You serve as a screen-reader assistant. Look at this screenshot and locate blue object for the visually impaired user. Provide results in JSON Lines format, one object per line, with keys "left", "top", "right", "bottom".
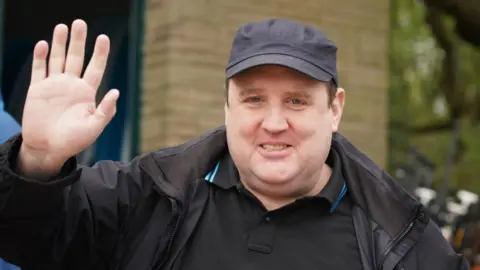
{"left": 0, "top": 89, "right": 21, "bottom": 269}
{"left": 0, "top": 260, "right": 19, "bottom": 270}
{"left": 0, "top": 89, "right": 21, "bottom": 143}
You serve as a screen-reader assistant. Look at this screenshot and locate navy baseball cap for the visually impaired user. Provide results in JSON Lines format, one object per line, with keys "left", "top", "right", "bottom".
{"left": 226, "top": 18, "right": 339, "bottom": 86}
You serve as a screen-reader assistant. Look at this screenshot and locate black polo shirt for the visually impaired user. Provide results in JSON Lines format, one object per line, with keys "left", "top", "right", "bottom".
{"left": 174, "top": 148, "right": 362, "bottom": 270}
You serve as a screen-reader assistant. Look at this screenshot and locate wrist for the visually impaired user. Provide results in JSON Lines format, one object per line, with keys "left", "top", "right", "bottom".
{"left": 17, "top": 144, "right": 67, "bottom": 179}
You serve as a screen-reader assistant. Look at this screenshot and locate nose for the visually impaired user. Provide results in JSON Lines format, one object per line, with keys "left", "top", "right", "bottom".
{"left": 261, "top": 107, "right": 288, "bottom": 133}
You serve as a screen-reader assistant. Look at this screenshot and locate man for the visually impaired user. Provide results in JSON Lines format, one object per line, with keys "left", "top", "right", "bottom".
{"left": 0, "top": 18, "right": 470, "bottom": 270}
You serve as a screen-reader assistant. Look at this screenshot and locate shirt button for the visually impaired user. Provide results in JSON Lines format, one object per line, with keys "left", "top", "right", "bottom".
{"left": 264, "top": 216, "right": 271, "bottom": 222}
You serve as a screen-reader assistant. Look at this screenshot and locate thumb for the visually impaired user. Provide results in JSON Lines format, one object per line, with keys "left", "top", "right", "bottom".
{"left": 90, "top": 89, "right": 120, "bottom": 130}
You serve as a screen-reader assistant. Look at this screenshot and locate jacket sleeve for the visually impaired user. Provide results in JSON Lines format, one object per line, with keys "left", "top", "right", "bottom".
{"left": 409, "top": 219, "right": 471, "bottom": 270}
{"left": 0, "top": 135, "right": 156, "bottom": 269}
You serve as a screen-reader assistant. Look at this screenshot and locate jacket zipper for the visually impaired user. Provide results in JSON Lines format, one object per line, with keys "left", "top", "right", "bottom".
{"left": 155, "top": 200, "right": 183, "bottom": 270}
{"left": 166, "top": 210, "right": 183, "bottom": 254}
{"left": 376, "top": 214, "right": 417, "bottom": 270}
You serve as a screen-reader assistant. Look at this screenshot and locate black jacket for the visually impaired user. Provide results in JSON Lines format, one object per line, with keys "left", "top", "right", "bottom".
{"left": 0, "top": 126, "right": 470, "bottom": 270}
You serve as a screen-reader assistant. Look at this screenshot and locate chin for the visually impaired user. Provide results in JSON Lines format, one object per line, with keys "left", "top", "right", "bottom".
{"left": 251, "top": 163, "right": 298, "bottom": 185}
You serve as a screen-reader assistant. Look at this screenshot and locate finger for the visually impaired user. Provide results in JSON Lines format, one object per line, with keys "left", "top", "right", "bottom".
{"left": 90, "top": 89, "right": 119, "bottom": 129}
{"left": 64, "top": 19, "right": 88, "bottom": 76}
{"left": 83, "top": 35, "right": 110, "bottom": 90}
{"left": 30, "top": 41, "right": 49, "bottom": 84}
{"left": 48, "top": 24, "right": 69, "bottom": 75}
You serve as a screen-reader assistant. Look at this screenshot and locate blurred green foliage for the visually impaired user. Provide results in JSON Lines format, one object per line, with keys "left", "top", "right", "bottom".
{"left": 388, "top": 0, "right": 480, "bottom": 192}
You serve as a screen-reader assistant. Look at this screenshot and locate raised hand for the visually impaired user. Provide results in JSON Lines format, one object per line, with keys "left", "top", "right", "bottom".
{"left": 18, "top": 19, "right": 119, "bottom": 175}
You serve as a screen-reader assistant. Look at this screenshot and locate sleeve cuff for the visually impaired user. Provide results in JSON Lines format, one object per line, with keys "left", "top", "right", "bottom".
{"left": 0, "top": 134, "right": 81, "bottom": 188}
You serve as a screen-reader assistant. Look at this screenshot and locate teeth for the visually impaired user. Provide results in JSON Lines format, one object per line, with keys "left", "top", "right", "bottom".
{"left": 262, "top": 144, "right": 288, "bottom": 150}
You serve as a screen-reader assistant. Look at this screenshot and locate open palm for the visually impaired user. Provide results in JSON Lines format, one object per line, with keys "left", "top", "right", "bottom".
{"left": 22, "top": 20, "right": 119, "bottom": 164}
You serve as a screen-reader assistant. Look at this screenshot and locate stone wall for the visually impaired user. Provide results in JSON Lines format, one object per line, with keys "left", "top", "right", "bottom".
{"left": 141, "top": 0, "right": 389, "bottom": 166}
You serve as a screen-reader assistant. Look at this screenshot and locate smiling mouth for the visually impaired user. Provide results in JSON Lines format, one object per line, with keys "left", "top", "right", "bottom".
{"left": 260, "top": 144, "right": 291, "bottom": 151}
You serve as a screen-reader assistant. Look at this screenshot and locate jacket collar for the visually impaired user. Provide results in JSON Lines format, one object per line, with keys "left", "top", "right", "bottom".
{"left": 148, "top": 126, "right": 421, "bottom": 237}
{"left": 331, "top": 132, "right": 421, "bottom": 236}
{"left": 145, "top": 127, "right": 228, "bottom": 201}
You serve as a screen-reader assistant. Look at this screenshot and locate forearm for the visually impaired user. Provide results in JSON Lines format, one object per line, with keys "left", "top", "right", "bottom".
{"left": 0, "top": 135, "right": 84, "bottom": 267}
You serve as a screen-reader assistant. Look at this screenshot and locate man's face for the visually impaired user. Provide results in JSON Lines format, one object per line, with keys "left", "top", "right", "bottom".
{"left": 225, "top": 65, "right": 345, "bottom": 198}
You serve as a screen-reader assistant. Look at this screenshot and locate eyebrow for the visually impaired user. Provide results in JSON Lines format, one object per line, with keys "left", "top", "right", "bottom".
{"left": 238, "top": 87, "right": 263, "bottom": 98}
{"left": 284, "top": 91, "right": 313, "bottom": 99}
{"left": 237, "top": 86, "right": 314, "bottom": 99}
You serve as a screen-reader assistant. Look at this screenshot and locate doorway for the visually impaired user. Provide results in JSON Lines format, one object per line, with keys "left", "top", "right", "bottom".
{"left": 0, "top": 0, "right": 144, "bottom": 164}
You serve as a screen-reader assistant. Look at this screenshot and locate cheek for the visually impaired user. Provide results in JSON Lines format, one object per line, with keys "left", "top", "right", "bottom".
{"left": 290, "top": 113, "right": 333, "bottom": 148}
{"left": 229, "top": 110, "right": 263, "bottom": 139}
{"left": 289, "top": 114, "right": 327, "bottom": 136}
{"left": 227, "top": 110, "right": 262, "bottom": 166}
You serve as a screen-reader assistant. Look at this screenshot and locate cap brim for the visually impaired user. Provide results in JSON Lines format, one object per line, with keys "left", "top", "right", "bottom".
{"left": 226, "top": 54, "right": 333, "bottom": 82}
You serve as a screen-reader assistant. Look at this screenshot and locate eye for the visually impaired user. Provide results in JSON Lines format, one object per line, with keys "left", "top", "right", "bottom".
{"left": 245, "top": 96, "right": 263, "bottom": 103}
{"left": 290, "top": 99, "right": 303, "bottom": 105}
{"left": 287, "top": 98, "right": 306, "bottom": 105}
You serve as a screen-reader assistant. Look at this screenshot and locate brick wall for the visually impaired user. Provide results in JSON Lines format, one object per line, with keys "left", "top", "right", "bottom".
{"left": 141, "top": 0, "right": 389, "bottom": 166}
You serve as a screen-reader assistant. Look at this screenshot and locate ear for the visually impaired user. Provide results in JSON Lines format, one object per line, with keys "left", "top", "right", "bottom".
{"left": 331, "top": 88, "right": 345, "bottom": 132}
{"left": 224, "top": 102, "right": 229, "bottom": 125}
